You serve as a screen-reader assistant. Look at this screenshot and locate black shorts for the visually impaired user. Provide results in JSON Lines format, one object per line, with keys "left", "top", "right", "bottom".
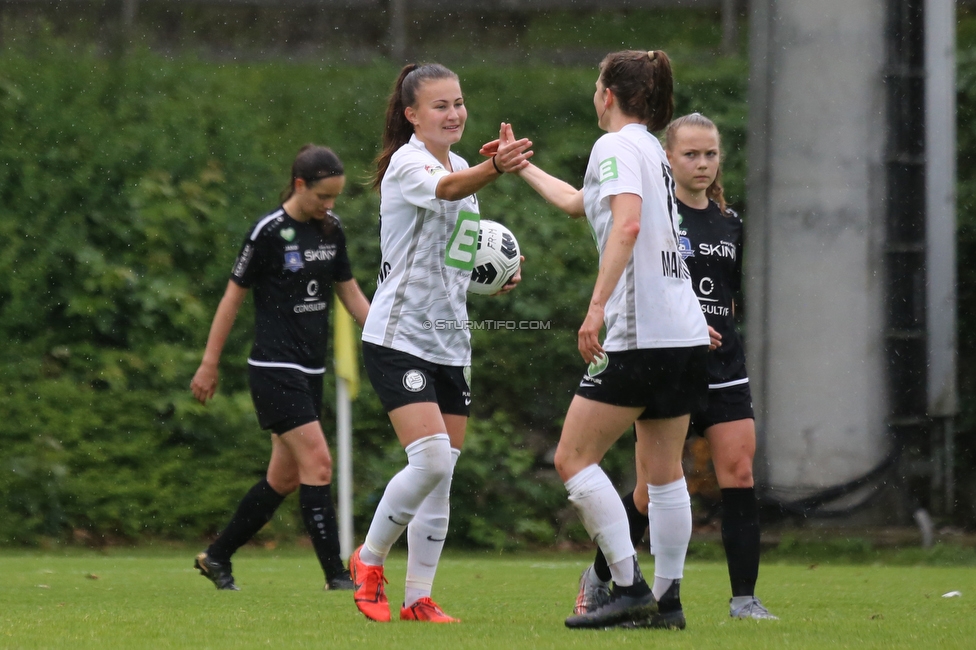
{"left": 362, "top": 342, "right": 471, "bottom": 416}
{"left": 576, "top": 346, "right": 708, "bottom": 420}
{"left": 689, "top": 380, "right": 755, "bottom": 435}
{"left": 248, "top": 365, "right": 323, "bottom": 435}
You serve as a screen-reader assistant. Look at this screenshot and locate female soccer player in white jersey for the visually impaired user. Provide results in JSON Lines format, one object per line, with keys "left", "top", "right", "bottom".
{"left": 350, "top": 63, "right": 532, "bottom": 623}
{"left": 190, "top": 145, "right": 370, "bottom": 592}
{"left": 511, "top": 50, "right": 710, "bottom": 630}
{"left": 577, "top": 113, "right": 777, "bottom": 621}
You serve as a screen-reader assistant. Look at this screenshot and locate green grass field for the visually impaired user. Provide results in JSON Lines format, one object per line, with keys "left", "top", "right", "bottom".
{"left": 1, "top": 548, "right": 974, "bottom": 649}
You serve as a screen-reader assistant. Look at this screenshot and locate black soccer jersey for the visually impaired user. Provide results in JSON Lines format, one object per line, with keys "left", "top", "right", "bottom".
{"left": 676, "top": 199, "right": 747, "bottom": 387}
{"left": 231, "top": 207, "right": 353, "bottom": 373}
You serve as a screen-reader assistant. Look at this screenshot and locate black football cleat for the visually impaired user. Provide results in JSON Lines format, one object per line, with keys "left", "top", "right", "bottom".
{"left": 325, "top": 569, "right": 354, "bottom": 591}
{"left": 194, "top": 551, "right": 240, "bottom": 591}
{"left": 620, "top": 579, "right": 686, "bottom": 630}
{"left": 565, "top": 586, "right": 657, "bottom": 629}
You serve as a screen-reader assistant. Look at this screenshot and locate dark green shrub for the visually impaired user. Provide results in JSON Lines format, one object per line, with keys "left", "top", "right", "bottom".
{"left": 0, "top": 38, "right": 750, "bottom": 547}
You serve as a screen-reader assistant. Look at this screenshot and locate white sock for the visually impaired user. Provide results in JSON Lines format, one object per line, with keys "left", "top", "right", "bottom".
{"left": 647, "top": 477, "right": 691, "bottom": 600}
{"left": 404, "top": 447, "right": 460, "bottom": 607}
{"left": 362, "top": 434, "right": 453, "bottom": 563}
{"left": 565, "top": 464, "right": 636, "bottom": 586}
{"left": 608, "top": 556, "right": 635, "bottom": 586}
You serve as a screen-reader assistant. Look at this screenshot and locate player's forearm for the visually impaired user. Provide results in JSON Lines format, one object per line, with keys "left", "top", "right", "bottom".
{"left": 336, "top": 279, "right": 370, "bottom": 328}
{"left": 590, "top": 196, "right": 641, "bottom": 307}
{"left": 517, "top": 163, "right": 584, "bottom": 218}
{"left": 435, "top": 160, "right": 499, "bottom": 201}
{"left": 201, "top": 281, "right": 247, "bottom": 366}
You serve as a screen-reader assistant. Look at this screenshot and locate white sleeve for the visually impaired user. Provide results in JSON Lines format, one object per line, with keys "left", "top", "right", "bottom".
{"left": 392, "top": 148, "right": 451, "bottom": 211}
{"left": 592, "top": 134, "right": 643, "bottom": 203}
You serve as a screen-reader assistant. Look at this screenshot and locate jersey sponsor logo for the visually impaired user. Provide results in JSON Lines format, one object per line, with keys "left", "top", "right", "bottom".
{"left": 304, "top": 245, "right": 337, "bottom": 262}
{"left": 698, "top": 278, "right": 729, "bottom": 314}
{"left": 701, "top": 303, "right": 731, "bottom": 317}
{"left": 402, "top": 369, "right": 427, "bottom": 392}
{"left": 284, "top": 251, "right": 304, "bottom": 272}
{"left": 294, "top": 301, "right": 327, "bottom": 313}
{"left": 698, "top": 241, "right": 736, "bottom": 259}
{"left": 598, "top": 157, "right": 618, "bottom": 184}
{"left": 378, "top": 260, "right": 392, "bottom": 283}
{"left": 445, "top": 211, "right": 480, "bottom": 271}
{"left": 424, "top": 164, "right": 447, "bottom": 177}
{"left": 698, "top": 277, "right": 715, "bottom": 297}
{"left": 280, "top": 227, "right": 296, "bottom": 242}
{"left": 233, "top": 243, "right": 254, "bottom": 277}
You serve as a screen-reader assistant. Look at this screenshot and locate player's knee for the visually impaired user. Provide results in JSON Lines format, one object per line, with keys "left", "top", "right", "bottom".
{"left": 731, "top": 465, "right": 754, "bottom": 487}
{"left": 553, "top": 444, "right": 582, "bottom": 483}
{"left": 268, "top": 473, "right": 300, "bottom": 495}
{"left": 417, "top": 449, "right": 452, "bottom": 490}
{"left": 406, "top": 435, "right": 453, "bottom": 491}
{"left": 297, "top": 451, "right": 333, "bottom": 485}
{"left": 718, "top": 457, "right": 754, "bottom": 488}
{"left": 314, "top": 459, "right": 334, "bottom": 484}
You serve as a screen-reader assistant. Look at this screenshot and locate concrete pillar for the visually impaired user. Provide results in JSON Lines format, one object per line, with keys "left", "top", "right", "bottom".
{"left": 746, "top": 0, "right": 891, "bottom": 504}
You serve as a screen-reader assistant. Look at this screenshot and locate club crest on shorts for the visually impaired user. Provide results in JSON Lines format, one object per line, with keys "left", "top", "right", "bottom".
{"left": 402, "top": 369, "right": 427, "bottom": 392}
{"left": 463, "top": 366, "right": 471, "bottom": 390}
{"left": 587, "top": 353, "right": 609, "bottom": 377}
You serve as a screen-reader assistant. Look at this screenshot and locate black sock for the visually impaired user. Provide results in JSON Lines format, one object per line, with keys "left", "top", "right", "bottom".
{"left": 299, "top": 483, "right": 345, "bottom": 581}
{"left": 593, "top": 490, "right": 649, "bottom": 583}
{"left": 721, "top": 487, "right": 760, "bottom": 597}
{"left": 208, "top": 478, "right": 285, "bottom": 563}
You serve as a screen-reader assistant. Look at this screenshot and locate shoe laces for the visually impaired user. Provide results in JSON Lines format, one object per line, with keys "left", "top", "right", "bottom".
{"left": 407, "top": 597, "right": 455, "bottom": 621}
{"left": 360, "top": 563, "right": 388, "bottom": 594}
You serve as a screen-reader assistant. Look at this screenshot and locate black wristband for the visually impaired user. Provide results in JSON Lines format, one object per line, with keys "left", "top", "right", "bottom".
{"left": 491, "top": 155, "right": 504, "bottom": 174}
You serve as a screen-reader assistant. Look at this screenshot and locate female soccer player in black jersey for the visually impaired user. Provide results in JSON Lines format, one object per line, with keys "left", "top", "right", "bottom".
{"left": 578, "top": 113, "right": 777, "bottom": 620}
{"left": 190, "top": 144, "right": 370, "bottom": 592}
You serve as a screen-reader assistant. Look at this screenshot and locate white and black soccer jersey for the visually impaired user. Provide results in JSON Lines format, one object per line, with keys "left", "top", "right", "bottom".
{"left": 231, "top": 207, "right": 353, "bottom": 374}
{"left": 362, "top": 135, "right": 479, "bottom": 366}
{"left": 582, "top": 123, "right": 709, "bottom": 352}
{"left": 676, "top": 198, "right": 748, "bottom": 388}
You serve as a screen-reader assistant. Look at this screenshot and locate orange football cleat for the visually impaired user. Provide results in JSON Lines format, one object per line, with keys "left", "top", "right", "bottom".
{"left": 350, "top": 546, "right": 390, "bottom": 622}
{"left": 400, "top": 597, "right": 460, "bottom": 623}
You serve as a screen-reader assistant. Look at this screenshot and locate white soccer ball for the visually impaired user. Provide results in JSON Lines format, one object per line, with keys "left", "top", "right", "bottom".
{"left": 468, "top": 219, "right": 520, "bottom": 295}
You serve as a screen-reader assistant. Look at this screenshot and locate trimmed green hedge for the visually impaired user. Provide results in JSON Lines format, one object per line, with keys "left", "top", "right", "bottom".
{"left": 15, "top": 31, "right": 938, "bottom": 547}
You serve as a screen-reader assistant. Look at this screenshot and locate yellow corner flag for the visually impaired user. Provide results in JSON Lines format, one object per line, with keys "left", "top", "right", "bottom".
{"left": 333, "top": 296, "right": 360, "bottom": 400}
